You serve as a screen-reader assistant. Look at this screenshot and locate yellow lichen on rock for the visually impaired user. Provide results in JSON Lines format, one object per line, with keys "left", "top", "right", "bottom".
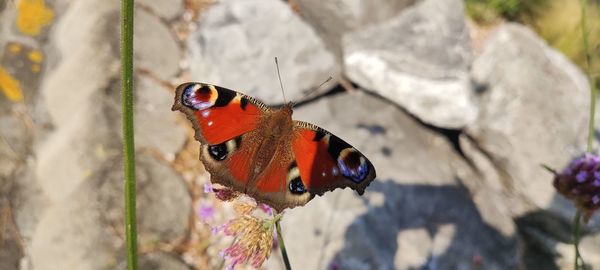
{"left": 16, "top": 0, "right": 55, "bottom": 36}
{"left": 8, "top": 43, "right": 22, "bottom": 54}
{"left": 0, "top": 66, "right": 24, "bottom": 102}
{"left": 28, "top": 50, "right": 44, "bottom": 63}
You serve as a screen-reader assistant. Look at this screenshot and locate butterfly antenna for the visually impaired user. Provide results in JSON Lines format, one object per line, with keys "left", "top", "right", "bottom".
{"left": 304, "top": 76, "right": 333, "bottom": 99}
{"left": 274, "top": 57, "right": 287, "bottom": 104}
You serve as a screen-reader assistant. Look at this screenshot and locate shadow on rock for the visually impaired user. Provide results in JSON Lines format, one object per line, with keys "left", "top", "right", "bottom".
{"left": 330, "top": 180, "right": 518, "bottom": 270}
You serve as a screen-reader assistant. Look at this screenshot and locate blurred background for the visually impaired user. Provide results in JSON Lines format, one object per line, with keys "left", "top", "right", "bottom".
{"left": 1, "top": 0, "right": 599, "bottom": 269}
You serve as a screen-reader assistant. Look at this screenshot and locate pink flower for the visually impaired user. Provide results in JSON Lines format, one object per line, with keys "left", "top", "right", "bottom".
{"left": 218, "top": 202, "right": 279, "bottom": 269}
{"left": 258, "top": 203, "right": 273, "bottom": 216}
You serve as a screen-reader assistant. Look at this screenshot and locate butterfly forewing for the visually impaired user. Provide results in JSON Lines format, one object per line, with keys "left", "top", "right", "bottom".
{"left": 172, "top": 82, "right": 269, "bottom": 145}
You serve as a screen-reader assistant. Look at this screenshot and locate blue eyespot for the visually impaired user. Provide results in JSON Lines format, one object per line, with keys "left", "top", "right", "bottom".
{"left": 338, "top": 156, "right": 369, "bottom": 183}
{"left": 182, "top": 84, "right": 214, "bottom": 110}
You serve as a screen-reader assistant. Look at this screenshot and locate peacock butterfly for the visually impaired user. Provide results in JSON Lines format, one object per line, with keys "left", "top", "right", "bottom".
{"left": 172, "top": 82, "right": 376, "bottom": 211}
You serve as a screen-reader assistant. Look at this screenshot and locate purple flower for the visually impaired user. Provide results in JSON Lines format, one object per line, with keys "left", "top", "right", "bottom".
{"left": 197, "top": 203, "right": 214, "bottom": 221}
{"left": 554, "top": 154, "right": 600, "bottom": 221}
{"left": 204, "top": 182, "right": 213, "bottom": 193}
{"left": 576, "top": 171, "right": 588, "bottom": 183}
{"left": 272, "top": 230, "right": 278, "bottom": 250}
{"left": 328, "top": 259, "right": 341, "bottom": 270}
{"left": 210, "top": 225, "right": 222, "bottom": 235}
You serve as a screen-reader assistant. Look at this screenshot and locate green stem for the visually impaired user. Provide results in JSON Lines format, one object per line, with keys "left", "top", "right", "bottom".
{"left": 275, "top": 219, "right": 292, "bottom": 270}
{"left": 581, "top": 0, "right": 596, "bottom": 153}
{"left": 121, "top": 0, "right": 137, "bottom": 269}
{"left": 573, "top": 211, "right": 584, "bottom": 269}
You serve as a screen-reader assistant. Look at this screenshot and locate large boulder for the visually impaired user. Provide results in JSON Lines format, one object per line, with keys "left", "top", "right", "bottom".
{"left": 187, "top": 0, "right": 339, "bottom": 105}
{"left": 293, "top": 0, "right": 416, "bottom": 58}
{"left": 343, "top": 0, "right": 477, "bottom": 129}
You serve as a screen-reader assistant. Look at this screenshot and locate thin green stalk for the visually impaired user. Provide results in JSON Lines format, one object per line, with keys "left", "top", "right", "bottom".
{"left": 573, "top": 211, "right": 584, "bottom": 269}
{"left": 275, "top": 219, "right": 292, "bottom": 270}
{"left": 121, "top": 0, "right": 137, "bottom": 269}
{"left": 582, "top": 0, "right": 596, "bottom": 153}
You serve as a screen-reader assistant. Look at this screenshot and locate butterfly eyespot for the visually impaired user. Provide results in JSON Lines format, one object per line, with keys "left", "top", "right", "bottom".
{"left": 337, "top": 148, "right": 369, "bottom": 183}
{"left": 289, "top": 178, "right": 307, "bottom": 194}
{"left": 182, "top": 84, "right": 216, "bottom": 110}
{"left": 208, "top": 143, "right": 228, "bottom": 161}
{"left": 207, "top": 138, "right": 241, "bottom": 161}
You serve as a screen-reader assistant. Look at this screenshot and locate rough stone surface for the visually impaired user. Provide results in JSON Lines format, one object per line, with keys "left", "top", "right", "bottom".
{"left": 187, "top": 0, "right": 339, "bottom": 105}
{"left": 10, "top": 168, "right": 50, "bottom": 244}
{"left": 36, "top": 90, "right": 120, "bottom": 203}
{"left": 0, "top": 223, "right": 23, "bottom": 270}
{"left": 1, "top": 42, "right": 46, "bottom": 104}
{"left": 114, "top": 252, "right": 191, "bottom": 270}
{"left": 42, "top": 0, "right": 120, "bottom": 127}
{"left": 97, "top": 153, "right": 191, "bottom": 245}
{"left": 343, "top": 0, "right": 476, "bottom": 129}
{"left": 137, "top": 0, "right": 184, "bottom": 20}
{"left": 0, "top": 110, "right": 30, "bottom": 178}
{"left": 267, "top": 92, "right": 517, "bottom": 270}
{"left": 294, "top": 0, "right": 416, "bottom": 58}
{"left": 134, "top": 8, "right": 181, "bottom": 80}
{"left": 135, "top": 75, "right": 186, "bottom": 155}
{"left": 467, "top": 23, "right": 589, "bottom": 216}
{"left": 31, "top": 153, "right": 191, "bottom": 270}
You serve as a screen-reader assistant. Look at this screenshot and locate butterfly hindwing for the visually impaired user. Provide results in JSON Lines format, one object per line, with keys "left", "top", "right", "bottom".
{"left": 199, "top": 131, "right": 313, "bottom": 211}
{"left": 172, "top": 82, "right": 269, "bottom": 145}
{"left": 291, "top": 121, "right": 376, "bottom": 196}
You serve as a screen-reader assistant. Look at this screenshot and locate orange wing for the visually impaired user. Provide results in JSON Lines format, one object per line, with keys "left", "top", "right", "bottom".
{"left": 172, "top": 82, "right": 269, "bottom": 145}
{"left": 292, "top": 121, "right": 376, "bottom": 196}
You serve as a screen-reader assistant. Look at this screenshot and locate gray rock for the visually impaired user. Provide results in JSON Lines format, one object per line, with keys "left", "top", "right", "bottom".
{"left": 96, "top": 153, "right": 191, "bottom": 245}
{"left": 294, "top": 0, "right": 416, "bottom": 58}
{"left": 343, "top": 0, "right": 476, "bottom": 129}
{"left": 10, "top": 168, "right": 50, "bottom": 245}
{"left": 0, "top": 42, "right": 45, "bottom": 105}
{"left": 30, "top": 178, "right": 121, "bottom": 270}
{"left": 134, "top": 8, "right": 181, "bottom": 80}
{"left": 467, "top": 23, "right": 589, "bottom": 216}
{"left": 0, "top": 217, "right": 23, "bottom": 270}
{"left": 42, "top": 0, "right": 120, "bottom": 127}
{"left": 0, "top": 110, "right": 30, "bottom": 178}
{"left": 31, "top": 153, "right": 191, "bottom": 270}
{"left": 113, "top": 252, "right": 191, "bottom": 270}
{"left": 187, "top": 0, "right": 339, "bottom": 105}
{"left": 135, "top": 75, "right": 186, "bottom": 155}
{"left": 36, "top": 90, "right": 120, "bottom": 203}
{"left": 137, "top": 0, "right": 183, "bottom": 20}
{"left": 267, "top": 91, "right": 517, "bottom": 270}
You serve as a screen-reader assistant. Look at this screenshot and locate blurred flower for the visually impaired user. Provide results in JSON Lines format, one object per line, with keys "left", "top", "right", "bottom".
{"left": 218, "top": 201, "right": 280, "bottom": 269}
{"left": 197, "top": 203, "right": 214, "bottom": 221}
{"left": 204, "top": 182, "right": 213, "bottom": 193}
{"left": 203, "top": 181, "right": 239, "bottom": 201}
{"left": 258, "top": 203, "right": 273, "bottom": 216}
{"left": 328, "top": 259, "right": 340, "bottom": 270}
{"left": 553, "top": 154, "right": 600, "bottom": 221}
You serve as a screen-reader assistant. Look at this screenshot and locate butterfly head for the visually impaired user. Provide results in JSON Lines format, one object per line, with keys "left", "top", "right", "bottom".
{"left": 280, "top": 102, "right": 295, "bottom": 116}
